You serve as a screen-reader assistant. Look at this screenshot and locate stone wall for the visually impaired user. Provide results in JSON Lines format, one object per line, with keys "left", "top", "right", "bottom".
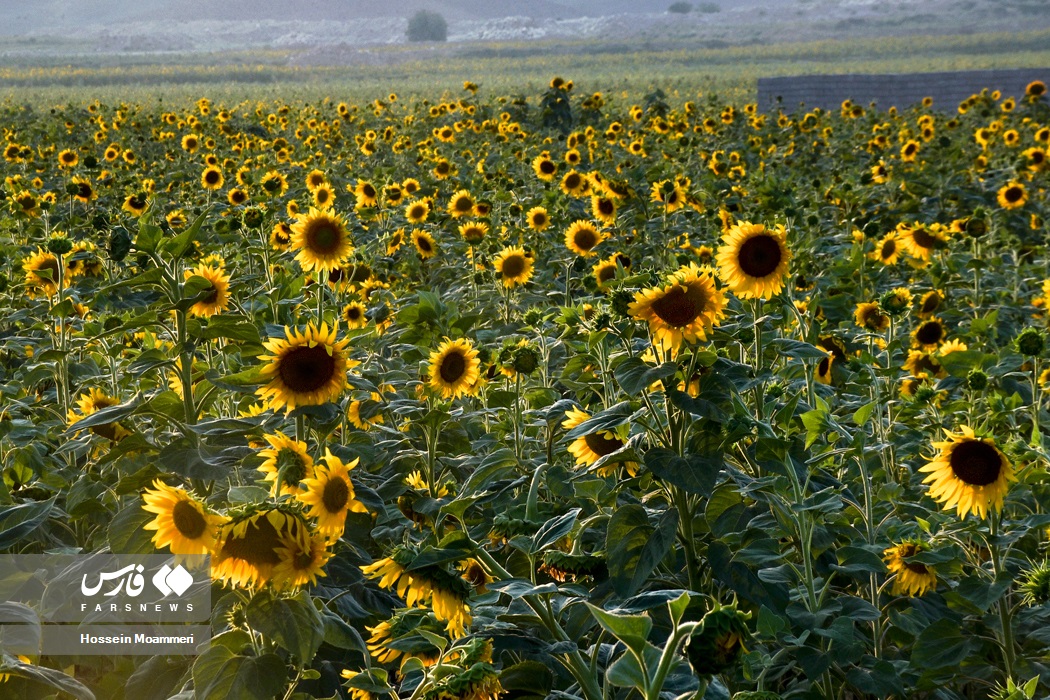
{"left": 757, "top": 68, "right": 1049, "bottom": 113}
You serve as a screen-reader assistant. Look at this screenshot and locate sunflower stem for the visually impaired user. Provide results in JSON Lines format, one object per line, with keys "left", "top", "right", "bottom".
{"left": 989, "top": 513, "right": 1017, "bottom": 681}
{"left": 752, "top": 299, "right": 765, "bottom": 421}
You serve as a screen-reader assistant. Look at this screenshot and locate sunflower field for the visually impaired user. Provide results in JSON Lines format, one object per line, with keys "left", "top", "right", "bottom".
{"left": 0, "top": 75, "right": 1049, "bottom": 700}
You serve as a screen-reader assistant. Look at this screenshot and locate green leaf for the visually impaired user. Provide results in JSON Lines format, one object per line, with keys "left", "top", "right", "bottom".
{"left": 191, "top": 647, "right": 287, "bottom": 700}
{"left": 605, "top": 641, "right": 662, "bottom": 691}
{"left": 911, "top": 619, "right": 972, "bottom": 669}
{"left": 66, "top": 395, "right": 141, "bottom": 432}
{"left": 499, "top": 661, "right": 553, "bottom": 699}
{"left": 563, "top": 401, "right": 633, "bottom": 440}
{"left": 175, "top": 274, "right": 217, "bottom": 312}
{"left": 668, "top": 591, "right": 691, "bottom": 627}
{"left": 614, "top": 358, "right": 678, "bottom": 396}
{"left": 125, "top": 655, "right": 192, "bottom": 700}
{"left": 800, "top": 407, "right": 828, "bottom": 448}
{"left": 768, "top": 338, "right": 831, "bottom": 360}
{"left": 322, "top": 611, "right": 368, "bottom": 654}
{"left": 644, "top": 448, "right": 721, "bottom": 496}
{"left": 107, "top": 503, "right": 158, "bottom": 554}
{"left": 245, "top": 590, "right": 325, "bottom": 663}
{"left": 531, "top": 508, "right": 581, "bottom": 553}
{"left": 161, "top": 209, "right": 208, "bottom": 258}
{"left": 134, "top": 221, "right": 164, "bottom": 254}
{"left": 0, "top": 497, "right": 56, "bottom": 549}
{"left": 834, "top": 545, "right": 887, "bottom": 575}
{"left": 852, "top": 402, "right": 876, "bottom": 426}
{"left": 0, "top": 654, "right": 96, "bottom": 700}
{"left": 201, "top": 316, "right": 263, "bottom": 344}
{"left": 586, "top": 602, "right": 653, "bottom": 655}
{"left": 606, "top": 505, "right": 678, "bottom": 598}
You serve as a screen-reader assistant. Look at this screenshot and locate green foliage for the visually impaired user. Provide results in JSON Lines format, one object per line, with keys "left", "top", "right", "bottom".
{"left": 406, "top": 10, "right": 448, "bottom": 43}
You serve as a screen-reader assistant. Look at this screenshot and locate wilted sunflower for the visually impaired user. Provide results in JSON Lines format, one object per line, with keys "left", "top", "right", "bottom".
{"left": 67, "top": 387, "right": 131, "bottom": 441}
{"left": 212, "top": 509, "right": 310, "bottom": 589}
{"left": 428, "top": 338, "right": 481, "bottom": 399}
{"left": 22, "top": 248, "right": 62, "bottom": 298}
{"left": 257, "top": 322, "right": 352, "bottom": 412}
{"left": 142, "top": 479, "right": 226, "bottom": 558}
{"left": 493, "top": 246, "right": 534, "bottom": 287}
{"left": 526, "top": 205, "right": 550, "bottom": 231}
{"left": 630, "top": 264, "right": 727, "bottom": 350}
{"left": 412, "top": 229, "right": 437, "bottom": 259}
{"left": 997, "top": 181, "right": 1027, "bottom": 210}
{"left": 256, "top": 431, "right": 315, "bottom": 497}
{"left": 184, "top": 263, "right": 230, "bottom": 318}
{"left": 297, "top": 450, "right": 368, "bottom": 539}
{"left": 716, "top": 222, "right": 791, "bottom": 300}
{"left": 200, "top": 166, "right": 224, "bottom": 191}
{"left": 918, "top": 425, "right": 1015, "bottom": 520}
{"left": 883, "top": 540, "right": 937, "bottom": 596}
{"left": 290, "top": 207, "right": 354, "bottom": 273}
{"left": 271, "top": 532, "right": 332, "bottom": 591}
{"left": 564, "top": 220, "right": 605, "bottom": 257}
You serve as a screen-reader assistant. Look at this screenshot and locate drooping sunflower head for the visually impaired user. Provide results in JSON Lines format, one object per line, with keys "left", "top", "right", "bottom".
{"left": 212, "top": 508, "right": 310, "bottom": 589}
{"left": 493, "top": 246, "right": 534, "bottom": 288}
{"left": 918, "top": 425, "right": 1016, "bottom": 520}
{"left": 142, "top": 479, "right": 227, "bottom": 559}
{"left": 428, "top": 338, "right": 481, "bottom": 400}
{"left": 716, "top": 221, "right": 791, "bottom": 300}
{"left": 564, "top": 220, "right": 605, "bottom": 257}
{"left": 629, "top": 264, "right": 727, "bottom": 351}
{"left": 290, "top": 207, "right": 354, "bottom": 273}
{"left": 256, "top": 431, "right": 315, "bottom": 497}
{"left": 883, "top": 539, "right": 937, "bottom": 597}
{"left": 257, "top": 322, "right": 352, "bottom": 413}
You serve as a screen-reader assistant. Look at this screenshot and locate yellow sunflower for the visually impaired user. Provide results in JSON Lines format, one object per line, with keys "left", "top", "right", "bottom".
{"left": 272, "top": 532, "right": 332, "bottom": 591}
{"left": 564, "top": 220, "right": 605, "bottom": 257}
{"left": 871, "top": 232, "right": 900, "bottom": 266}
{"left": 816, "top": 353, "right": 834, "bottom": 385}
{"left": 200, "top": 166, "right": 224, "bottom": 191}
{"left": 297, "top": 450, "right": 368, "bottom": 539}
{"left": 997, "top": 182, "right": 1027, "bottom": 210}
{"left": 532, "top": 153, "right": 557, "bottom": 181}
{"left": 428, "top": 338, "right": 481, "bottom": 399}
{"left": 883, "top": 540, "right": 937, "bottom": 596}
{"left": 918, "top": 290, "right": 944, "bottom": 317}
{"left": 897, "top": 223, "right": 944, "bottom": 262}
{"left": 918, "top": 425, "right": 1015, "bottom": 520}
{"left": 405, "top": 199, "right": 430, "bottom": 224}
{"left": 493, "top": 246, "right": 534, "bottom": 287}
{"left": 354, "top": 180, "right": 379, "bottom": 208}
{"left": 630, "top": 264, "right": 727, "bottom": 351}
{"left": 257, "top": 322, "right": 352, "bottom": 412}
{"left": 412, "top": 229, "right": 437, "bottom": 259}
{"left": 67, "top": 387, "right": 131, "bottom": 441}
{"left": 458, "top": 221, "right": 488, "bottom": 244}
{"left": 142, "top": 479, "right": 226, "bottom": 558}
{"left": 313, "top": 183, "right": 335, "bottom": 209}
{"left": 526, "top": 206, "right": 550, "bottom": 231}
{"left": 342, "top": 301, "right": 368, "bottom": 329}
{"left": 716, "top": 221, "right": 791, "bottom": 300}
{"left": 854, "top": 302, "right": 889, "bottom": 332}
{"left": 911, "top": 317, "right": 946, "bottom": 349}
{"left": 212, "top": 509, "right": 310, "bottom": 589}
{"left": 22, "top": 248, "right": 62, "bottom": 298}
{"left": 256, "top": 431, "right": 315, "bottom": 497}
{"left": 560, "top": 170, "right": 590, "bottom": 197}
{"left": 447, "top": 189, "right": 475, "bottom": 218}
{"left": 592, "top": 253, "right": 629, "bottom": 292}
{"left": 561, "top": 407, "right": 636, "bottom": 477}
{"left": 348, "top": 392, "right": 385, "bottom": 430}
{"left": 184, "top": 263, "right": 230, "bottom": 318}
{"left": 290, "top": 207, "right": 354, "bottom": 273}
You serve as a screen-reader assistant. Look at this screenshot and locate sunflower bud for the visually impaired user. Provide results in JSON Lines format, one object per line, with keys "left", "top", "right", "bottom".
{"left": 1016, "top": 328, "right": 1045, "bottom": 356}
{"left": 685, "top": 601, "right": 752, "bottom": 677}
{"left": 47, "top": 235, "right": 73, "bottom": 255}
{"left": 1019, "top": 560, "right": 1050, "bottom": 606}
{"left": 65, "top": 182, "right": 81, "bottom": 196}
{"left": 243, "top": 207, "right": 265, "bottom": 229}
{"left": 967, "top": 369, "right": 989, "bottom": 391}
{"left": 609, "top": 290, "right": 633, "bottom": 319}
{"left": 512, "top": 345, "right": 541, "bottom": 375}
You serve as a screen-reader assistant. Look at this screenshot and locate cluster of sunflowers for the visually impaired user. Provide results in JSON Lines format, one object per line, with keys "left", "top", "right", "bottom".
{"left": 1, "top": 76, "right": 1049, "bottom": 700}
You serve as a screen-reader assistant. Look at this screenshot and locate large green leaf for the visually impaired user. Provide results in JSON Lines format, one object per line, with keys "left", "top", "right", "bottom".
{"left": 191, "top": 646, "right": 287, "bottom": 700}
{"left": 606, "top": 505, "right": 678, "bottom": 598}
{"left": 644, "top": 448, "right": 721, "bottom": 496}
{"left": 245, "top": 590, "right": 325, "bottom": 663}
{"left": 0, "top": 497, "right": 56, "bottom": 549}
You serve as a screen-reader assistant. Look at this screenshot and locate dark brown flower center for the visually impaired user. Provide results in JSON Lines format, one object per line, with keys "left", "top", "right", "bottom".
{"left": 204, "top": 170, "right": 220, "bottom": 185}
{"left": 532, "top": 212, "right": 548, "bottom": 226}
{"left": 1004, "top": 186, "right": 1023, "bottom": 203}
{"left": 565, "top": 173, "right": 582, "bottom": 190}
{"left": 573, "top": 227, "right": 598, "bottom": 252}
{"left": 539, "top": 160, "right": 555, "bottom": 174}
{"left": 305, "top": 220, "right": 342, "bottom": 255}
{"left": 454, "top": 196, "right": 472, "bottom": 213}
{"left": 172, "top": 500, "right": 208, "bottom": 540}
{"left": 416, "top": 235, "right": 433, "bottom": 253}
{"left": 949, "top": 439, "right": 1002, "bottom": 486}
{"left": 220, "top": 515, "right": 284, "bottom": 567}
{"left": 77, "top": 183, "right": 93, "bottom": 199}
{"left": 439, "top": 350, "right": 467, "bottom": 383}
{"left": 597, "top": 198, "right": 615, "bottom": 216}
{"left": 921, "top": 293, "right": 942, "bottom": 314}
{"left": 584, "top": 431, "right": 623, "bottom": 456}
{"left": 409, "top": 204, "right": 426, "bottom": 219}
{"left": 818, "top": 356, "right": 831, "bottom": 377}
{"left": 880, "top": 239, "right": 896, "bottom": 259}
{"left": 651, "top": 283, "right": 707, "bottom": 327}
{"left": 597, "top": 264, "right": 616, "bottom": 284}
{"left": 737, "top": 234, "right": 783, "bottom": 278}
{"left": 278, "top": 343, "right": 337, "bottom": 393}
{"left": 346, "top": 306, "right": 363, "bottom": 321}
{"left": 292, "top": 549, "right": 316, "bottom": 570}
{"left": 915, "top": 321, "right": 944, "bottom": 346}
{"left": 322, "top": 476, "right": 350, "bottom": 513}
{"left": 910, "top": 227, "right": 938, "bottom": 249}
{"left": 500, "top": 254, "right": 526, "bottom": 279}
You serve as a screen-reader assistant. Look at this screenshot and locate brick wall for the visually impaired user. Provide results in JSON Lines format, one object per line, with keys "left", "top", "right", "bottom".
{"left": 757, "top": 68, "right": 1049, "bottom": 113}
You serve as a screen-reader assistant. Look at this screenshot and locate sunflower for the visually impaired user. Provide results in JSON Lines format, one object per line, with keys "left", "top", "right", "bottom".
{"left": 592, "top": 253, "right": 628, "bottom": 292}
{"left": 290, "top": 207, "right": 354, "bottom": 273}
{"left": 348, "top": 392, "right": 385, "bottom": 430}
{"left": 142, "top": 479, "right": 226, "bottom": 558}
{"left": 184, "top": 263, "right": 230, "bottom": 318}
{"left": 854, "top": 302, "right": 889, "bottom": 332}
{"left": 123, "top": 194, "right": 148, "bottom": 217}
{"left": 871, "top": 232, "right": 899, "bottom": 265}
{"left": 564, "top": 220, "right": 605, "bottom": 257}
{"left": 428, "top": 338, "right": 481, "bottom": 400}
{"left": 354, "top": 180, "right": 378, "bottom": 208}
{"left": 532, "top": 153, "right": 557, "bottom": 181}
{"left": 22, "top": 248, "right": 62, "bottom": 298}
{"left": 57, "top": 149, "right": 78, "bottom": 168}
{"left": 412, "top": 229, "right": 437, "bottom": 259}
{"left": 261, "top": 170, "right": 288, "bottom": 197}
{"left": 651, "top": 180, "right": 686, "bottom": 213}
{"left": 70, "top": 176, "right": 96, "bottom": 203}
{"left": 405, "top": 199, "right": 430, "bottom": 224}
{"left": 526, "top": 205, "right": 551, "bottom": 231}
{"left": 716, "top": 222, "right": 791, "bottom": 300}
{"left": 271, "top": 532, "right": 332, "bottom": 591}
{"left": 256, "top": 431, "right": 315, "bottom": 497}
{"left": 212, "top": 509, "right": 310, "bottom": 589}
{"left": 918, "top": 425, "right": 1015, "bottom": 520}
{"left": 270, "top": 222, "right": 293, "bottom": 250}
{"left": 900, "top": 140, "right": 920, "bottom": 162}
{"left": 816, "top": 353, "right": 834, "bottom": 385}
{"left": 201, "top": 166, "right": 224, "bottom": 190}
{"left": 561, "top": 407, "right": 636, "bottom": 477}
{"left": 630, "top": 264, "right": 726, "bottom": 350}
{"left": 918, "top": 290, "right": 944, "bottom": 317}
{"left": 493, "top": 246, "right": 534, "bottom": 287}
{"left": 997, "top": 182, "right": 1027, "bottom": 210}
{"left": 342, "top": 301, "right": 368, "bottom": 329}
{"left": 898, "top": 223, "right": 945, "bottom": 261}
{"left": 257, "top": 322, "right": 352, "bottom": 412}
{"left": 911, "top": 317, "right": 947, "bottom": 349}
{"left": 458, "top": 221, "right": 488, "bottom": 244}
{"left": 445, "top": 189, "right": 474, "bottom": 219}
{"left": 1026, "top": 80, "right": 1047, "bottom": 99}
{"left": 560, "top": 170, "right": 590, "bottom": 197}
{"left": 883, "top": 540, "right": 937, "bottom": 596}
{"left": 305, "top": 169, "right": 328, "bottom": 191}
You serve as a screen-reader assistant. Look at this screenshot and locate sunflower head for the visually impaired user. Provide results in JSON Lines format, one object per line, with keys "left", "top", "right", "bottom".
{"left": 142, "top": 479, "right": 227, "bottom": 559}
{"left": 212, "top": 508, "right": 310, "bottom": 589}
{"left": 493, "top": 246, "right": 534, "bottom": 288}
{"left": 564, "top": 220, "right": 605, "bottom": 257}
{"left": 918, "top": 426, "right": 1016, "bottom": 520}
{"left": 428, "top": 338, "right": 481, "bottom": 400}
{"left": 297, "top": 450, "right": 368, "bottom": 539}
{"left": 629, "top": 264, "right": 726, "bottom": 351}
{"left": 290, "top": 207, "right": 354, "bottom": 273}
{"left": 883, "top": 539, "right": 938, "bottom": 597}
{"left": 716, "top": 222, "right": 791, "bottom": 300}
{"left": 257, "top": 322, "right": 352, "bottom": 413}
